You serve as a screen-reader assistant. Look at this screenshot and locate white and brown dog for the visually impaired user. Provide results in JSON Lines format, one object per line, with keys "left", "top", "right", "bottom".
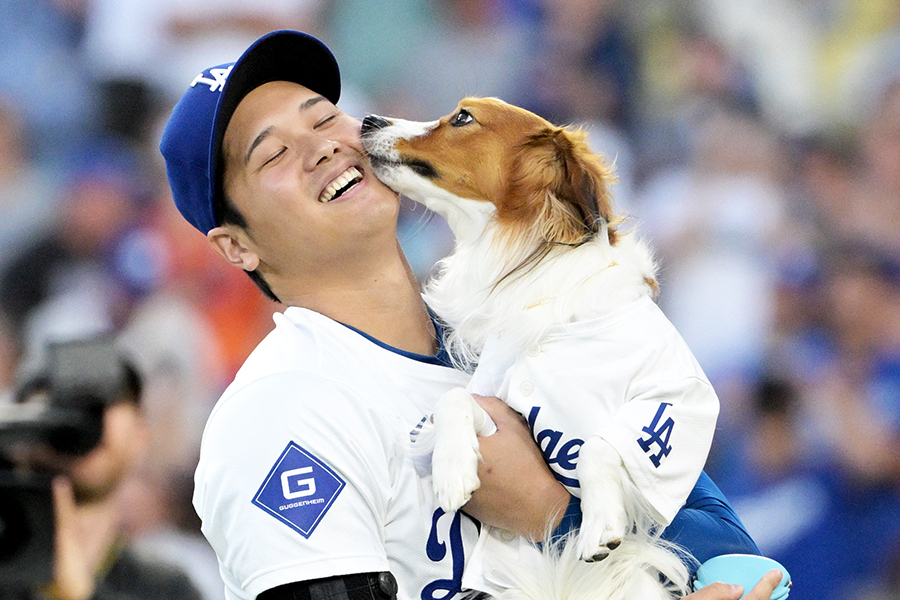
{"left": 361, "top": 98, "right": 720, "bottom": 599}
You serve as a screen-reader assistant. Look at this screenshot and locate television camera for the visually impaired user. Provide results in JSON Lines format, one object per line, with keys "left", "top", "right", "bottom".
{"left": 0, "top": 337, "right": 130, "bottom": 590}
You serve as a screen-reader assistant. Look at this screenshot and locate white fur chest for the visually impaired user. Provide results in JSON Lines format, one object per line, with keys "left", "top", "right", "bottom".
{"left": 425, "top": 228, "right": 658, "bottom": 364}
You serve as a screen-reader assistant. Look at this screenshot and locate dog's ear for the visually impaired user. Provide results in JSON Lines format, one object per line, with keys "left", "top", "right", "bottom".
{"left": 548, "top": 127, "right": 618, "bottom": 240}
{"left": 505, "top": 126, "right": 618, "bottom": 246}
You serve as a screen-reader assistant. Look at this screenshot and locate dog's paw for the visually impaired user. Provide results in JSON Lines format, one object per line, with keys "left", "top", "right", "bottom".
{"left": 575, "top": 436, "right": 629, "bottom": 562}
{"left": 431, "top": 388, "right": 484, "bottom": 512}
{"left": 575, "top": 503, "right": 628, "bottom": 562}
{"left": 431, "top": 437, "right": 481, "bottom": 512}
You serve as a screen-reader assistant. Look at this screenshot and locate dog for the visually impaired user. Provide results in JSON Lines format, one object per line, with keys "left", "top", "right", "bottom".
{"left": 361, "top": 98, "right": 720, "bottom": 599}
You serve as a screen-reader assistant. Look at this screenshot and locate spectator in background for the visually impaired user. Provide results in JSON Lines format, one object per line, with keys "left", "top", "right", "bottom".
{"left": 82, "top": 0, "right": 325, "bottom": 107}
{"left": 766, "top": 74, "right": 900, "bottom": 413}
{"left": 0, "top": 99, "right": 61, "bottom": 273}
{"left": 0, "top": 99, "right": 62, "bottom": 393}
{"left": 382, "top": 0, "right": 538, "bottom": 119}
{"left": 807, "top": 242, "right": 900, "bottom": 486}
{"left": 320, "top": 0, "right": 431, "bottom": 115}
{"left": 690, "top": 0, "right": 825, "bottom": 137}
{"left": 0, "top": 0, "right": 96, "bottom": 164}
{"left": 623, "top": 6, "right": 758, "bottom": 178}
{"left": 523, "top": 0, "right": 639, "bottom": 208}
{"left": 366, "top": 0, "right": 544, "bottom": 280}
{"left": 846, "top": 78, "right": 900, "bottom": 255}
{"left": 779, "top": 77, "right": 900, "bottom": 281}
{"left": 636, "top": 105, "right": 788, "bottom": 413}
{"left": 527, "top": 0, "right": 639, "bottom": 132}
{"left": 714, "top": 375, "right": 900, "bottom": 600}
{"left": 6, "top": 336, "right": 204, "bottom": 600}
{"left": 0, "top": 140, "right": 146, "bottom": 365}
{"left": 814, "top": 0, "right": 900, "bottom": 131}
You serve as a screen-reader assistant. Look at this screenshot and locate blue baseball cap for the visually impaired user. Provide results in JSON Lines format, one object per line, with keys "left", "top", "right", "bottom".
{"left": 160, "top": 30, "right": 341, "bottom": 234}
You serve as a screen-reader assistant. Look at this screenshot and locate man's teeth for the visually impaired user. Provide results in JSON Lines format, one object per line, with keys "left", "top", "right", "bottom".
{"left": 320, "top": 167, "right": 363, "bottom": 203}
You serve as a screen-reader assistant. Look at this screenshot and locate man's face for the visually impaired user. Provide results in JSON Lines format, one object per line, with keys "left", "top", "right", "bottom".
{"left": 20, "top": 401, "right": 146, "bottom": 504}
{"left": 221, "top": 81, "right": 400, "bottom": 283}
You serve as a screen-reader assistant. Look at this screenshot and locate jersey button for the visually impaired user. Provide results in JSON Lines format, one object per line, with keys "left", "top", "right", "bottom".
{"left": 490, "top": 527, "right": 518, "bottom": 542}
{"left": 527, "top": 344, "right": 541, "bottom": 357}
{"left": 519, "top": 381, "right": 534, "bottom": 396}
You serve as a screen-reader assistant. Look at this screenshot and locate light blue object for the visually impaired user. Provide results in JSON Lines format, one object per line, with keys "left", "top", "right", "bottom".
{"left": 693, "top": 554, "right": 791, "bottom": 600}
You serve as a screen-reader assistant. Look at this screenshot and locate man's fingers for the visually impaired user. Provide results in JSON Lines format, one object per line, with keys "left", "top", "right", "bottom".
{"left": 684, "top": 581, "right": 744, "bottom": 600}
{"left": 52, "top": 476, "right": 76, "bottom": 530}
{"left": 46, "top": 476, "right": 97, "bottom": 600}
{"left": 685, "top": 568, "right": 785, "bottom": 600}
{"left": 472, "top": 395, "right": 527, "bottom": 430}
{"left": 743, "top": 569, "right": 785, "bottom": 600}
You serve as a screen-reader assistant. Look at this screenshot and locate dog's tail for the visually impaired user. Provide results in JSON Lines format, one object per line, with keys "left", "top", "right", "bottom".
{"left": 484, "top": 473, "right": 692, "bottom": 600}
{"left": 486, "top": 532, "right": 689, "bottom": 600}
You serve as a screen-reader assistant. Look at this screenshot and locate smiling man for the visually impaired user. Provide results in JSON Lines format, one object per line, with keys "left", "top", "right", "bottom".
{"left": 160, "top": 30, "right": 568, "bottom": 600}
{"left": 211, "top": 80, "right": 425, "bottom": 344}
{"left": 159, "top": 30, "right": 781, "bottom": 600}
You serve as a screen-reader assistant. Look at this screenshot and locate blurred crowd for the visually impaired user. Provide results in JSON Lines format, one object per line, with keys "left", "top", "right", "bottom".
{"left": 0, "top": 0, "right": 899, "bottom": 598}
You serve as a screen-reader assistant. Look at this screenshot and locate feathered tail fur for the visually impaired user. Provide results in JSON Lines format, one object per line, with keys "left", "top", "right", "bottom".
{"left": 481, "top": 475, "right": 692, "bottom": 600}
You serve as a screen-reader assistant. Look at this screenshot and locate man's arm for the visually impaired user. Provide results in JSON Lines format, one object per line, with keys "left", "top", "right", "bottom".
{"left": 465, "top": 399, "right": 783, "bottom": 600}
{"left": 463, "top": 395, "right": 570, "bottom": 541}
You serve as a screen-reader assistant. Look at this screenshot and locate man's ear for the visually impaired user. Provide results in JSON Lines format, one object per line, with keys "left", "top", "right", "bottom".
{"left": 207, "top": 225, "right": 260, "bottom": 272}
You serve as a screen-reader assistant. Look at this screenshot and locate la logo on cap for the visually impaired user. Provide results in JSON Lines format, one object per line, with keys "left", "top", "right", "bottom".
{"left": 190, "top": 66, "right": 233, "bottom": 92}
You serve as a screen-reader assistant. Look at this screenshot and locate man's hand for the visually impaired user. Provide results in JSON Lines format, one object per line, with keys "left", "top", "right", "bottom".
{"left": 684, "top": 569, "right": 784, "bottom": 600}
{"left": 43, "top": 477, "right": 96, "bottom": 600}
{"left": 462, "top": 395, "right": 570, "bottom": 541}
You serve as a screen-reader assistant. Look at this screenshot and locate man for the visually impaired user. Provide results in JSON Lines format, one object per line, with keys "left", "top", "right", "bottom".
{"left": 160, "top": 30, "right": 781, "bottom": 600}
{"left": 6, "top": 337, "right": 203, "bottom": 600}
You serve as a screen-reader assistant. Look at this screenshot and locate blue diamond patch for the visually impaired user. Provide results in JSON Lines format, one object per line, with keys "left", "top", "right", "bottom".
{"left": 252, "top": 442, "right": 345, "bottom": 538}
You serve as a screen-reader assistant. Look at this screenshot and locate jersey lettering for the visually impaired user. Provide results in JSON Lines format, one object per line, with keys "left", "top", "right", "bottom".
{"left": 637, "top": 402, "right": 674, "bottom": 467}
{"left": 528, "top": 406, "right": 582, "bottom": 488}
{"left": 422, "top": 509, "right": 464, "bottom": 600}
{"left": 190, "top": 66, "right": 233, "bottom": 92}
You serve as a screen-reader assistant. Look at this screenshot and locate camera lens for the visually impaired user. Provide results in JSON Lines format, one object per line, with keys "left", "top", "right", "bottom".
{"left": 45, "top": 401, "right": 105, "bottom": 456}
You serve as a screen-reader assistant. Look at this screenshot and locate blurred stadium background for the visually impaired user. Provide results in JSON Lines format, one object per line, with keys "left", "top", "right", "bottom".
{"left": 0, "top": 0, "right": 899, "bottom": 598}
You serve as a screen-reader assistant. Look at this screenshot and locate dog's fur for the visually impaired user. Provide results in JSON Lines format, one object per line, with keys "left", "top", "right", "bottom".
{"left": 361, "top": 98, "right": 690, "bottom": 599}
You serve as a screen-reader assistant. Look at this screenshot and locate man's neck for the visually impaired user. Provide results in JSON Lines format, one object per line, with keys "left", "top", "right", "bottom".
{"left": 278, "top": 247, "right": 437, "bottom": 356}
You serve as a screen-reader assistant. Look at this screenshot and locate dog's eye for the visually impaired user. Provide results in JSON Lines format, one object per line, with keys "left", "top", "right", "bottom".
{"left": 451, "top": 109, "right": 474, "bottom": 127}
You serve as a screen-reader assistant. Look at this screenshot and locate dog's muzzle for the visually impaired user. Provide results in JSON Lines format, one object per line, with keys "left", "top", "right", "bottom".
{"left": 361, "top": 114, "right": 391, "bottom": 136}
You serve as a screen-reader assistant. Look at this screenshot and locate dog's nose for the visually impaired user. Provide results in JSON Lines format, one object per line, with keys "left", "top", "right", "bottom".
{"left": 361, "top": 115, "right": 391, "bottom": 135}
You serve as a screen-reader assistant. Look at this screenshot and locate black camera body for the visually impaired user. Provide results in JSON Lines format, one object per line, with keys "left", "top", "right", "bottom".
{"left": 0, "top": 337, "right": 128, "bottom": 590}
{"left": 0, "top": 471, "right": 55, "bottom": 589}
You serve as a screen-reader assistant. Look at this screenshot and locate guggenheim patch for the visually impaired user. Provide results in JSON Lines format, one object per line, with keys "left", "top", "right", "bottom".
{"left": 253, "top": 441, "right": 345, "bottom": 538}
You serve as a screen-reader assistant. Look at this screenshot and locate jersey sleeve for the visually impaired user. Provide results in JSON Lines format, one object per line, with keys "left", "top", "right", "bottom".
{"left": 595, "top": 324, "right": 720, "bottom": 525}
{"left": 193, "top": 371, "right": 399, "bottom": 599}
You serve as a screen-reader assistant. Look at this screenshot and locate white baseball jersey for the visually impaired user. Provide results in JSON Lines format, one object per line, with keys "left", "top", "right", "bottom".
{"left": 468, "top": 295, "right": 719, "bottom": 524}
{"left": 193, "top": 307, "right": 478, "bottom": 600}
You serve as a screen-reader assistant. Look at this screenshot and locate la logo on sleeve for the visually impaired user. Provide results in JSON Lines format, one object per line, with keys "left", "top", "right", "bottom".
{"left": 253, "top": 442, "right": 345, "bottom": 538}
